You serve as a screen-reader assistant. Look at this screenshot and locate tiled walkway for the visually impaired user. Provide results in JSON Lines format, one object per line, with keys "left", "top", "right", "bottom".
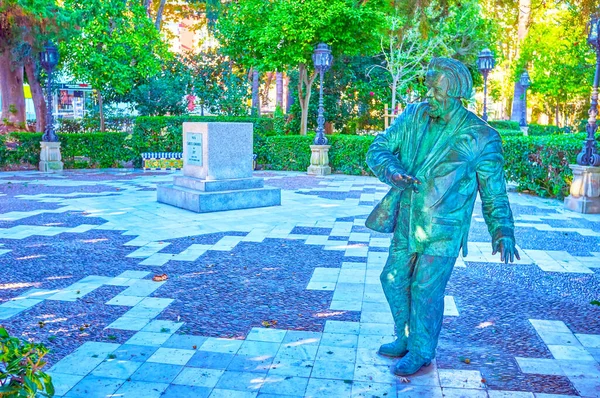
{"left": 0, "top": 169, "right": 599, "bottom": 397}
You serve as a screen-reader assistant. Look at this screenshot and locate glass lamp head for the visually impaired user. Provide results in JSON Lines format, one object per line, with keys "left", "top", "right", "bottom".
{"left": 477, "top": 48, "right": 495, "bottom": 74}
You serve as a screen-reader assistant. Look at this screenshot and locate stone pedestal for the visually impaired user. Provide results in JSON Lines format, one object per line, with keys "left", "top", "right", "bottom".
{"left": 564, "top": 165, "right": 600, "bottom": 214}
{"left": 39, "top": 141, "right": 63, "bottom": 172}
{"left": 157, "top": 122, "right": 281, "bottom": 213}
{"left": 307, "top": 145, "right": 331, "bottom": 176}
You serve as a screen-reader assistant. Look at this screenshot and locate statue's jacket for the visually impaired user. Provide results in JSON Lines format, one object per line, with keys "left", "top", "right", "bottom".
{"left": 366, "top": 102, "right": 515, "bottom": 258}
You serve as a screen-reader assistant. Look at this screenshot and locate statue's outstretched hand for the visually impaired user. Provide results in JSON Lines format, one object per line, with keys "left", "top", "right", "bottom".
{"left": 492, "top": 237, "right": 520, "bottom": 264}
{"left": 391, "top": 173, "right": 421, "bottom": 193}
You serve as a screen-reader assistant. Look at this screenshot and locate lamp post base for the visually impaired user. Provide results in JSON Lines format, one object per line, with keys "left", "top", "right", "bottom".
{"left": 307, "top": 145, "right": 331, "bottom": 176}
{"left": 39, "top": 141, "right": 63, "bottom": 172}
{"left": 564, "top": 165, "right": 600, "bottom": 214}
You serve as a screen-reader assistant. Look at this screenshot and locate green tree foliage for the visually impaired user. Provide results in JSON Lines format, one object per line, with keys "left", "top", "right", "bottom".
{"left": 517, "top": 8, "right": 593, "bottom": 126}
{"left": 127, "top": 58, "right": 191, "bottom": 116}
{"left": 217, "top": 0, "right": 387, "bottom": 135}
{"left": 61, "top": 0, "right": 169, "bottom": 130}
{"left": 184, "top": 49, "right": 250, "bottom": 116}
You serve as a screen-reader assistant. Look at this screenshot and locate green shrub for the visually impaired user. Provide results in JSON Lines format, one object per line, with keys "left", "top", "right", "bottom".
{"left": 256, "top": 135, "right": 313, "bottom": 171}
{"left": 502, "top": 133, "right": 587, "bottom": 198}
{"left": 527, "top": 123, "right": 568, "bottom": 136}
{"left": 255, "top": 134, "right": 376, "bottom": 175}
{"left": 0, "top": 326, "right": 54, "bottom": 397}
{"left": 488, "top": 120, "right": 520, "bottom": 131}
{"left": 57, "top": 116, "right": 135, "bottom": 133}
{"left": 329, "top": 135, "right": 375, "bottom": 175}
{"left": 497, "top": 129, "right": 525, "bottom": 137}
{"left": 4, "top": 132, "right": 134, "bottom": 169}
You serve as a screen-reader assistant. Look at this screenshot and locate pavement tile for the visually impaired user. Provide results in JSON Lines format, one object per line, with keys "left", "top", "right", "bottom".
{"left": 111, "top": 344, "right": 158, "bottom": 362}
{"left": 161, "top": 384, "right": 212, "bottom": 398}
{"left": 125, "top": 331, "right": 173, "bottom": 347}
{"left": 547, "top": 344, "right": 596, "bottom": 361}
{"left": 113, "top": 380, "right": 169, "bottom": 397}
{"left": 214, "top": 370, "right": 265, "bottom": 391}
{"left": 172, "top": 367, "right": 224, "bottom": 388}
{"left": 238, "top": 341, "right": 281, "bottom": 357}
{"left": 163, "top": 334, "right": 208, "bottom": 349}
{"left": 396, "top": 384, "right": 443, "bottom": 397}
{"left": 188, "top": 350, "right": 236, "bottom": 369}
{"left": 304, "top": 377, "right": 353, "bottom": 398}
{"left": 90, "top": 359, "right": 142, "bottom": 379}
{"left": 259, "top": 375, "right": 309, "bottom": 396}
{"left": 438, "top": 369, "right": 485, "bottom": 389}
{"left": 130, "top": 362, "right": 184, "bottom": 383}
{"left": 311, "top": 359, "right": 354, "bottom": 380}
{"left": 228, "top": 354, "right": 275, "bottom": 373}
{"left": 64, "top": 376, "right": 124, "bottom": 398}
{"left": 351, "top": 381, "right": 396, "bottom": 398}
{"left": 246, "top": 327, "right": 288, "bottom": 343}
{"left": 147, "top": 347, "right": 196, "bottom": 365}
{"left": 267, "top": 359, "right": 314, "bottom": 378}
{"left": 209, "top": 389, "right": 258, "bottom": 398}
{"left": 201, "top": 338, "right": 244, "bottom": 354}
{"left": 46, "top": 372, "right": 85, "bottom": 396}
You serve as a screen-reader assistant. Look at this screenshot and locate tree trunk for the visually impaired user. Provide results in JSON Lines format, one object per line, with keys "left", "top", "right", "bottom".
{"left": 285, "top": 74, "right": 293, "bottom": 113}
{"left": 297, "top": 63, "right": 317, "bottom": 136}
{"left": 98, "top": 91, "right": 105, "bottom": 132}
{"left": 510, "top": 0, "right": 531, "bottom": 122}
{"left": 391, "top": 75, "right": 399, "bottom": 115}
{"left": 555, "top": 104, "right": 560, "bottom": 126}
{"left": 24, "top": 56, "right": 46, "bottom": 133}
{"left": 276, "top": 72, "right": 284, "bottom": 110}
{"left": 252, "top": 69, "right": 260, "bottom": 116}
{"left": 144, "top": 0, "right": 152, "bottom": 18}
{"left": 155, "top": 0, "right": 167, "bottom": 31}
{"left": 0, "top": 50, "right": 26, "bottom": 129}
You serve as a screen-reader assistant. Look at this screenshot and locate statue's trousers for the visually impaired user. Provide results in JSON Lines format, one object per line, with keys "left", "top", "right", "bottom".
{"left": 380, "top": 208, "right": 457, "bottom": 361}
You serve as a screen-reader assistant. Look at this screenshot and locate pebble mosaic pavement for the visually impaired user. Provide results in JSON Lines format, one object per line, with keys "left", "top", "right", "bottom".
{"left": 0, "top": 169, "right": 599, "bottom": 397}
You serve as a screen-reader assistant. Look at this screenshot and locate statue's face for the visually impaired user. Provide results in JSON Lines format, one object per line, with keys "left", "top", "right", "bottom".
{"left": 425, "top": 70, "right": 452, "bottom": 118}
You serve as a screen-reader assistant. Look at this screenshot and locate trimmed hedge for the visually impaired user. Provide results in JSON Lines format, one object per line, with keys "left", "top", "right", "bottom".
{"left": 256, "top": 134, "right": 376, "bottom": 176}
{"left": 489, "top": 120, "right": 520, "bottom": 131}
{"left": 2, "top": 132, "right": 134, "bottom": 169}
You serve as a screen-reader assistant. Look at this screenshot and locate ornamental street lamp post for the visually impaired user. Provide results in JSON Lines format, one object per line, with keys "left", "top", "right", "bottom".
{"left": 307, "top": 43, "right": 334, "bottom": 176}
{"left": 312, "top": 43, "right": 333, "bottom": 145}
{"left": 564, "top": 14, "right": 600, "bottom": 213}
{"left": 40, "top": 42, "right": 59, "bottom": 142}
{"left": 519, "top": 70, "right": 531, "bottom": 128}
{"left": 39, "top": 42, "right": 63, "bottom": 172}
{"left": 477, "top": 49, "right": 495, "bottom": 122}
{"left": 577, "top": 15, "right": 600, "bottom": 167}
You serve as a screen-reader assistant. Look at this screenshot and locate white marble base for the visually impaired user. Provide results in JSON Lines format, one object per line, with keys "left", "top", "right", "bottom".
{"left": 564, "top": 165, "right": 600, "bottom": 214}
{"left": 307, "top": 144, "right": 331, "bottom": 176}
{"left": 39, "top": 141, "right": 63, "bottom": 172}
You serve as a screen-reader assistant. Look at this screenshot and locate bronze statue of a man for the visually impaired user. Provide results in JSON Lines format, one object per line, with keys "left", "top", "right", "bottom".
{"left": 366, "top": 57, "right": 520, "bottom": 376}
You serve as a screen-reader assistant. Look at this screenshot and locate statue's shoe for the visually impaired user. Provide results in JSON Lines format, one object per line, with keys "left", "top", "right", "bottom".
{"left": 393, "top": 352, "right": 432, "bottom": 376}
{"left": 378, "top": 339, "right": 407, "bottom": 358}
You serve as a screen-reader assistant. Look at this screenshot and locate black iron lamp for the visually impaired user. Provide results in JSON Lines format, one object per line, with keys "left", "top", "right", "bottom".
{"left": 519, "top": 70, "right": 531, "bottom": 127}
{"left": 477, "top": 48, "right": 495, "bottom": 122}
{"left": 312, "top": 43, "right": 333, "bottom": 145}
{"left": 40, "top": 42, "right": 59, "bottom": 142}
{"left": 577, "top": 14, "right": 600, "bottom": 166}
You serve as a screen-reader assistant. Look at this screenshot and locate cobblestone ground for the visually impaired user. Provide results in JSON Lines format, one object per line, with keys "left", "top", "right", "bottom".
{"left": 0, "top": 169, "right": 599, "bottom": 398}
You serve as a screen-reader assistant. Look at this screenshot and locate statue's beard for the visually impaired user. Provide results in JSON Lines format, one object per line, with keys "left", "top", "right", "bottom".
{"left": 427, "top": 98, "right": 449, "bottom": 118}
